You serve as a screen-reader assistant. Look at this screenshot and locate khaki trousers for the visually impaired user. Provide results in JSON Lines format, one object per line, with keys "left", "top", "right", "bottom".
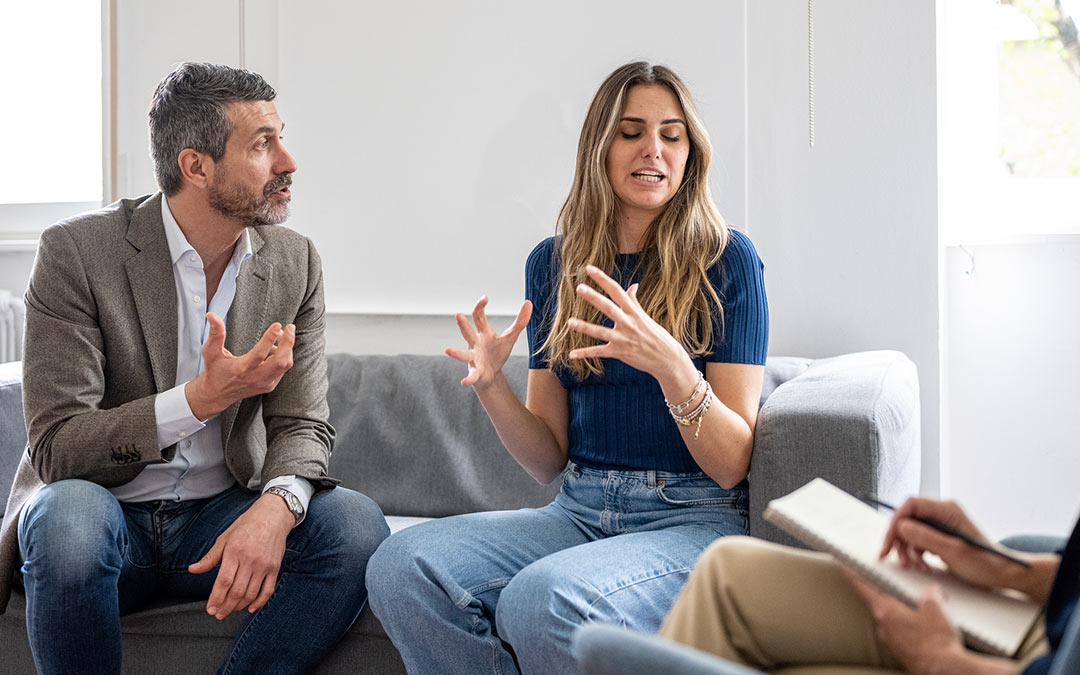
{"left": 658, "top": 536, "right": 1048, "bottom": 675}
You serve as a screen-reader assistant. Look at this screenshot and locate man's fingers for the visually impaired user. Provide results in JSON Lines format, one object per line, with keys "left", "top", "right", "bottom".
{"left": 217, "top": 566, "right": 255, "bottom": 618}
{"left": 249, "top": 322, "right": 285, "bottom": 362}
{"left": 188, "top": 539, "right": 224, "bottom": 575}
{"left": 203, "top": 312, "right": 228, "bottom": 357}
{"left": 896, "top": 519, "right": 962, "bottom": 561}
{"left": 249, "top": 575, "right": 277, "bottom": 614}
{"left": 265, "top": 324, "right": 295, "bottom": 369}
{"left": 206, "top": 556, "right": 239, "bottom": 617}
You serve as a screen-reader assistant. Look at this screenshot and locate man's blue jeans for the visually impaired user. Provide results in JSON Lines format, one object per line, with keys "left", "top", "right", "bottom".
{"left": 366, "top": 462, "right": 749, "bottom": 675}
{"left": 17, "top": 480, "right": 389, "bottom": 675}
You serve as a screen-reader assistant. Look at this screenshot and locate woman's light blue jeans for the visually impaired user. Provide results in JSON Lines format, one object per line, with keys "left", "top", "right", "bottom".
{"left": 366, "top": 462, "right": 749, "bottom": 675}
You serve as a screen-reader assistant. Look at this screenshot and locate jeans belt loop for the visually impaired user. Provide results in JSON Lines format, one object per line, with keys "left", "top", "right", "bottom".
{"left": 647, "top": 470, "right": 657, "bottom": 488}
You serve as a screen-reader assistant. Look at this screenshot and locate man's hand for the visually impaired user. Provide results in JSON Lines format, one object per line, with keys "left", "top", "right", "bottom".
{"left": 185, "top": 312, "right": 295, "bottom": 420}
{"left": 846, "top": 573, "right": 1015, "bottom": 675}
{"left": 188, "top": 493, "right": 295, "bottom": 619}
{"left": 880, "top": 498, "right": 1032, "bottom": 591}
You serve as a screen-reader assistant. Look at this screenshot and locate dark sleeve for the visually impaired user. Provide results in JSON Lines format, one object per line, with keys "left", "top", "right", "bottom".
{"left": 1023, "top": 655, "right": 1052, "bottom": 675}
{"left": 1026, "top": 519, "right": 1080, "bottom": 674}
{"left": 525, "top": 237, "right": 559, "bottom": 370}
{"left": 705, "top": 229, "right": 769, "bottom": 365}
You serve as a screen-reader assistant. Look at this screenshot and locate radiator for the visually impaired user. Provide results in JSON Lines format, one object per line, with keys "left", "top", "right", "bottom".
{"left": 0, "top": 289, "right": 24, "bottom": 363}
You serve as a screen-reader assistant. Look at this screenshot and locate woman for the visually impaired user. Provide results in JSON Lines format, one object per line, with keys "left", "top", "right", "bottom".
{"left": 366, "top": 61, "right": 769, "bottom": 675}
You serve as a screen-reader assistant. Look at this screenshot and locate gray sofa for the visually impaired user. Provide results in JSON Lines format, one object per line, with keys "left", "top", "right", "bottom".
{"left": 0, "top": 350, "right": 920, "bottom": 674}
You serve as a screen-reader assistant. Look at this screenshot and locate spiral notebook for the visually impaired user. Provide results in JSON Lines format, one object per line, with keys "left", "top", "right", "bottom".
{"left": 763, "top": 478, "right": 1042, "bottom": 657}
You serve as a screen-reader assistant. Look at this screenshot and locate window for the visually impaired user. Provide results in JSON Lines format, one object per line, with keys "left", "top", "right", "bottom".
{"left": 0, "top": 0, "right": 103, "bottom": 238}
{"left": 939, "top": 0, "right": 1080, "bottom": 243}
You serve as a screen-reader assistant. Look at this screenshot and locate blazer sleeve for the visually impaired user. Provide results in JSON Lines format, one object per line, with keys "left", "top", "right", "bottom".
{"left": 22, "top": 224, "right": 163, "bottom": 486}
{"left": 257, "top": 238, "right": 337, "bottom": 492}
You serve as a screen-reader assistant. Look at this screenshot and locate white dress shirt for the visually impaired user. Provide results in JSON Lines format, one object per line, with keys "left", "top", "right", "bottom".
{"left": 109, "top": 198, "right": 312, "bottom": 521}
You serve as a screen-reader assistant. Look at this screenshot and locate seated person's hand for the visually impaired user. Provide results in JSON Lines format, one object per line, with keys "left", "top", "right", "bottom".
{"left": 880, "top": 497, "right": 1021, "bottom": 590}
{"left": 446, "top": 297, "right": 531, "bottom": 391}
{"left": 186, "top": 312, "right": 295, "bottom": 419}
{"left": 845, "top": 575, "right": 968, "bottom": 675}
{"left": 188, "top": 493, "right": 295, "bottom": 619}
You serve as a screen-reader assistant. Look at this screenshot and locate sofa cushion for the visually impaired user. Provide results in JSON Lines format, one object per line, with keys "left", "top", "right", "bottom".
{"left": 0, "top": 361, "right": 25, "bottom": 517}
{"left": 325, "top": 353, "right": 560, "bottom": 518}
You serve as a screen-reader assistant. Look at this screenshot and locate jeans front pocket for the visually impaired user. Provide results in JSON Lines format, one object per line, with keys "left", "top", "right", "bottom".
{"left": 654, "top": 478, "right": 741, "bottom": 507}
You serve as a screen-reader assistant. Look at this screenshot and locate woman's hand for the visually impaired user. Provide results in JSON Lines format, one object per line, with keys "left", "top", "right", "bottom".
{"left": 567, "top": 265, "right": 689, "bottom": 380}
{"left": 446, "top": 297, "right": 532, "bottom": 391}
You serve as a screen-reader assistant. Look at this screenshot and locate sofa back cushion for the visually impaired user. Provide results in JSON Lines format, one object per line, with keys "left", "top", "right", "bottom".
{"left": 0, "top": 354, "right": 814, "bottom": 519}
{"left": 0, "top": 362, "right": 25, "bottom": 516}
{"left": 325, "top": 353, "right": 561, "bottom": 517}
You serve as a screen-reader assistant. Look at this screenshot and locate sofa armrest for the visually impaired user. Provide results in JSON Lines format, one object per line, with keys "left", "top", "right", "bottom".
{"left": 748, "top": 350, "right": 921, "bottom": 546}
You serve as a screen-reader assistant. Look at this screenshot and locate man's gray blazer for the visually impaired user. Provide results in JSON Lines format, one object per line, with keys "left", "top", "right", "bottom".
{"left": 0, "top": 193, "right": 337, "bottom": 613}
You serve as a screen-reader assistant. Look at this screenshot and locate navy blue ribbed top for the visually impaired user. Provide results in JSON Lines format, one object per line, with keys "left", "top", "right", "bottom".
{"left": 525, "top": 230, "right": 769, "bottom": 473}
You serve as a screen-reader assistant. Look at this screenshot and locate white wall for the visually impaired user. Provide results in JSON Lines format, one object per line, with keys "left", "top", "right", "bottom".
{"left": 943, "top": 241, "right": 1080, "bottom": 539}
{"left": 745, "top": 1, "right": 941, "bottom": 494}
{"left": 111, "top": 0, "right": 747, "bottom": 319}
{"left": 0, "top": 251, "right": 34, "bottom": 298}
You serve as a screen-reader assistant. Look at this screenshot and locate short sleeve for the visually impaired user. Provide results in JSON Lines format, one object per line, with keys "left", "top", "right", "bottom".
{"left": 525, "top": 237, "right": 559, "bottom": 370}
{"left": 706, "top": 229, "right": 769, "bottom": 365}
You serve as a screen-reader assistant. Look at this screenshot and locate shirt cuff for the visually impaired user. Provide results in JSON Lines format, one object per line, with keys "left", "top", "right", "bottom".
{"left": 154, "top": 384, "right": 207, "bottom": 451}
{"left": 262, "top": 475, "right": 314, "bottom": 526}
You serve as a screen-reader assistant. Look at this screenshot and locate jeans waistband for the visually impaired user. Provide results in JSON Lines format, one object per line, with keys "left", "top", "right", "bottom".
{"left": 567, "top": 461, "right": 719, "bottom": 481}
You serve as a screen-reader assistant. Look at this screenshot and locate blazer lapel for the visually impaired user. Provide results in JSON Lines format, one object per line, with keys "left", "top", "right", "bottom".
{"left": 220, "top": 226, "right": 271, "bottom": 447}
{"left": 124, "top": 194, "right": 178, "bottom": 392}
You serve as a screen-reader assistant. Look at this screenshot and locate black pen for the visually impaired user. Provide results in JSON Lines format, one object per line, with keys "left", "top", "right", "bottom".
{"left": 861, "top": 495, "right": 1032, "bottom": 568}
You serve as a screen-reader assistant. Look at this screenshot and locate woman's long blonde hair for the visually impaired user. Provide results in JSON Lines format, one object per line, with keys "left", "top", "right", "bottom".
{"left": 542, "top": 61, "right": 730, "bottom": 379}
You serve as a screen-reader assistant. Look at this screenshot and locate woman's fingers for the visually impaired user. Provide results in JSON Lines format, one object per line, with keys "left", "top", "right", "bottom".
{"left": 500, "top": 300, "right": 532, "bottom": 339}
{"left": 445, "top": 346, "right": 473, "bottom": 364}
{"left": 569, "top": 345, "right": 609, "bottom": 360}
{"left": 472, "top": 296, "right": 491, "bottom": 333}
{"left": 576, "top": 283, "right": 625, "bottom": 321}
{"left": 567, "top": 317, "right": 614, "bottom": 343}
{"left": 584, "top": 265, "right": 632, "bottom": 307}
{"left": 455, "top": 313, "right": 478, "bottom": 347}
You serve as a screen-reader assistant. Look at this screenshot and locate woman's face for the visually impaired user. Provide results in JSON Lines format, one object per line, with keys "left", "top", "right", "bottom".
{"left": 604, "top": 84, "right": 690, "bottom": 224}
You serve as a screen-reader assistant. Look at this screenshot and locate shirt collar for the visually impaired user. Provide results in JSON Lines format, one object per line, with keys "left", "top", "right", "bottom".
{"left": 161, "top": 196, "right": 253, "bottom": 267}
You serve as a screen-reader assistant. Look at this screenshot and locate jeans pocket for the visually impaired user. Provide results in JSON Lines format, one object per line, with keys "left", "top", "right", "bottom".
{"left": 654, "top": 480, "right": 741, "bottom": 507}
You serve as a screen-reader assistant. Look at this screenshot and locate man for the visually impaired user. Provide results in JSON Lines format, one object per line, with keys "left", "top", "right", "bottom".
{"left": 575, "top": 498, "right": 1079, "bottom": 675}
{"left": 0, "top": 62, "right": 389, "bottom": 674}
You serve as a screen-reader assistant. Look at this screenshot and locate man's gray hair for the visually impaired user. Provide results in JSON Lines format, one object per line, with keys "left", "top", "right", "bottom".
{"left": 148, "top": 62, "right": 277, "bottom": 196}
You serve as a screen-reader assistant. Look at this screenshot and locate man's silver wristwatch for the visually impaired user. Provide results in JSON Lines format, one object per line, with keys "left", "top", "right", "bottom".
{"left": 266, "top": 486, "right": 304, "bottom": 525}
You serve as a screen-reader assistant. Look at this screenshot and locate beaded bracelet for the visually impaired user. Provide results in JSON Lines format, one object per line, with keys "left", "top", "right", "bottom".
{"left": 670, "top": 380, "right": 713, "bottom": 439}
{"left": 665, "top": 370, "right": 705, "bottom": 415}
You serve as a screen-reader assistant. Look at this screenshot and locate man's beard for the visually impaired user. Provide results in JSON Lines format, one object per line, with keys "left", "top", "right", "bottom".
{"left": 208, "top": 170, "right": 293, "bottom": 226}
